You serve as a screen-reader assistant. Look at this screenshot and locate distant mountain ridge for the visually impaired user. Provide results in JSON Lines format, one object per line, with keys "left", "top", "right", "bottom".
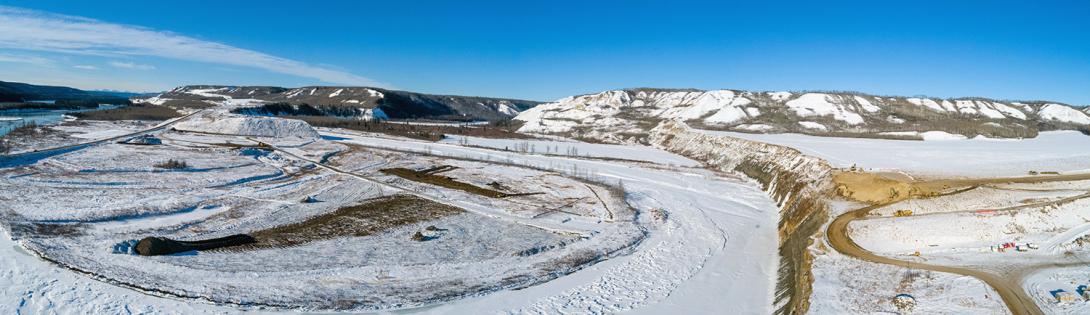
{"left": 0, "top": 80, "right": 134, "bottom": 103}
{"left": 136, "top": 85, "right": 541, "bottom": 121}
{"left": 515, "top": 88, "right": 1090, "bottom": 143}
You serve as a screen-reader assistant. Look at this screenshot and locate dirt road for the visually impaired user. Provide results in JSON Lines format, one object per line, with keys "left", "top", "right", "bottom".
{"left": 0, "top": 109, "right": 204, "bottom": 166}
{"left": 826, "top": 202, "right": 1044, "bottom": 315}
{"left": 826, "top": 173, "right": 1090, "bottom": 315}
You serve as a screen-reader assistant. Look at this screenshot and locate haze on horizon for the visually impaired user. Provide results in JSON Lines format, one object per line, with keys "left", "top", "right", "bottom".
{"left": 0, "top": 0, "right": 1087, "bottom": 105}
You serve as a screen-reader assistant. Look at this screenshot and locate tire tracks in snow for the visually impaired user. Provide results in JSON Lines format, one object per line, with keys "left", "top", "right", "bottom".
{"left": 514, "top": 194, "right": 724, "bottom": 314}
{"left": 322, "top": 132, "right": 776, "bottom": 314}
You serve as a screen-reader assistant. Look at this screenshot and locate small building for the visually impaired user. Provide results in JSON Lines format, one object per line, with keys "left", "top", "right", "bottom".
{"left": 123, "top": 134, "right": 162, "bottom": 145}
{"left": 1077, "top": 285, "right": 1090, "bottom": 300}
{"left": 1052, "top": 289, "right": 1079, "bottom": 303}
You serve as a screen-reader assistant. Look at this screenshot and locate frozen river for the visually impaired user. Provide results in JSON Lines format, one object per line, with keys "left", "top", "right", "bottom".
{"left": 0, "top": 104, "right": 119, "bottom": 136}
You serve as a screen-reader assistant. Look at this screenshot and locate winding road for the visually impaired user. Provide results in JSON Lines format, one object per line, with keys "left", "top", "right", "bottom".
{"left": 827, "top": 173, "right": 1090, "bottom": 315}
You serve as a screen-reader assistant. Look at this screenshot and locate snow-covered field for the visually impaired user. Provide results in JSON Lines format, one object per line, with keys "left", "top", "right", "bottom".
{"left": 0, "top": 112, "right": 789, "bottom": 314}
{"left": 701, "top": 130, "right": 1090, "bottom": 177}
{"left": 1, "top": 129, "right": 656, "bottom": 311}
{"left": 318, "top": 130, "right": 783, "bottom": 314}
{"left": 852, "top": 197, "right": 1090, "bottom": 258}
{"left": 809, "top": 247, "right": 1008, "bottom": 314}
{"left": 1024, "top": 266, "right": 1090, "bottom": 314}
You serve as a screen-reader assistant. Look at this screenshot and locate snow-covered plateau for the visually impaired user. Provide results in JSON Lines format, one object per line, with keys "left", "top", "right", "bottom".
{"left": 703, "top": 129, "right": 1090, "bottom": 177}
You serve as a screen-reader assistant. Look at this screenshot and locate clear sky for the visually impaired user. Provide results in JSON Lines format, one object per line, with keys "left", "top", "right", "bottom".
{"left": 0, "top": 1, "right": 1087, "bottom": 104}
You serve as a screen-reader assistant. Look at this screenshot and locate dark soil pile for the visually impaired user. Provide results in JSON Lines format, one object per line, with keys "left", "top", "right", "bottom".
{"left": 236, "top": 194, "right": 464, "bottom": 250}
{"left": 135, "top": 234, "right": 256, "bottom": 256}
{"left": 381, "top": 166, "right": 509, "bottom": 198}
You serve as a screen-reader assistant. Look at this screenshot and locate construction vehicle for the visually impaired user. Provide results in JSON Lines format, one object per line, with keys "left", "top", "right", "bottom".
{"left": 894, "top": 209, "right": 914, "bottom": 217}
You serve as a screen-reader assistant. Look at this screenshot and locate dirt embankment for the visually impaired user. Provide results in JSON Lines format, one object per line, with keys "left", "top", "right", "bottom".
{"left": 833, "top": 171, "right": 934, "bottom": 204}
{"left": 833, "top": 170, "right": 1090, "bottom": 205}
{"left": 649, "top": 120, "right": 835, "bottom": 315}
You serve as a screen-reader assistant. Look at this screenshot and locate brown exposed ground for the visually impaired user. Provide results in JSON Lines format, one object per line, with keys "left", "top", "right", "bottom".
{"left": 833, "top": 171, "right": 934, "bottom": 204}
{"left": 233, "top": 194, "right": 463, "bottom": 250}
{"left": 381, "top": 165, "right": 512, "bottom": 198}
{"left": 835, "top": 170, "right": 1090, "bottom": 205}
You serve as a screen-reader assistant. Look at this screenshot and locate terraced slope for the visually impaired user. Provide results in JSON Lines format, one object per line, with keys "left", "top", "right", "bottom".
{"left": 516, "top": 88, "right": 1090, "bottom": 142}
{"left": 135, "top": 85, "right": 540, "bottom": 121}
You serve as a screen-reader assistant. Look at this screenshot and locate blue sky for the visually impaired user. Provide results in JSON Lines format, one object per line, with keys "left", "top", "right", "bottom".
{"left": 0, "top": 1, "right": 1087, "bottom": 104}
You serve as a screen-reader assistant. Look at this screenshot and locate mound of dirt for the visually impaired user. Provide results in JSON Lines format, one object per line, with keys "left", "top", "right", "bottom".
{"left": 173, "top": 113, "right": 320, "bottom": 139}
{"left": 135, "top": 234, "right": 256, "bottom": 256}
{"left": 833, "top": 171, "right": 927, "bottom": 204}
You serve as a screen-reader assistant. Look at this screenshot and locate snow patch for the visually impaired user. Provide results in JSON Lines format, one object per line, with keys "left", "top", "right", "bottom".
{"left": 991, "top": 102, "right": 1027, "bottom": 120}
{"left": 853, "top": 96, "right": 880, "bottom": 113}
{"left": 907, "top": 98, "right": 945, "bottom": 112}
{"left": 1039, "top": 104, "right": 1090, "bottom": 125}
{"left": 496, "top": 102, "right": 519, "bottom": 116}
{"left": 880, "top": 131, "right": 968, "bottom": 141}
{"left": 734, "top": 124, "right": 774, "bottom": 132}
{"left": 954, "top": 100, "right": 979, "bottom": 115}
{"left": 767, "top": 91, "right": 792, "bottom": 101}
{"left": 799, "top": 121, "right": 828, "bottom": 131}
{"left": 785, "top": 93, "right": 864, "bottom": 125}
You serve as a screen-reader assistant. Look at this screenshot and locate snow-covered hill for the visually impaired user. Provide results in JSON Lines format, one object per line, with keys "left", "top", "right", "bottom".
{"left": 136, "top": 85, "right": 540, "bottom": 121}
{"left": 173, "top": 112, "right": 320, "bottom": 139}
{"left": 515, "top": 88, "right": 1090, "bottom": 142}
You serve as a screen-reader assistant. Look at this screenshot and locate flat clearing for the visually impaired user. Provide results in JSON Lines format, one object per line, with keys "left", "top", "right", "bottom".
{"left": 703, "top": 129, "right": 1090, "bottom": 177}
{"left": 0, "top": 121, "right": 648, "bottom": 311}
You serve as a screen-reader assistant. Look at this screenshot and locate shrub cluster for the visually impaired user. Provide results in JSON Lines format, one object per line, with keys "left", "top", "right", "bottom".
{"left": 154, "top": 159, "right": 188, "bottom": 169}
